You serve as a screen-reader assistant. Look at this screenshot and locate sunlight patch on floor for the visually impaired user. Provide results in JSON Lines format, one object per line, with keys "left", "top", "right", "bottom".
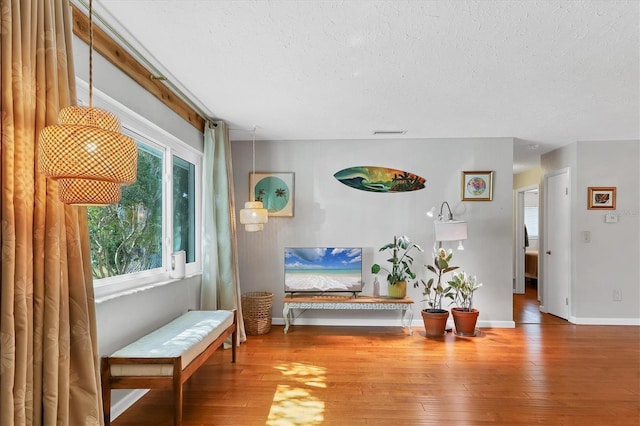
{"left": 274, "top": 361, "right": 327, "bottom": 388}
{"left": 267, "top": 362, "right": 327, "bottom": 425}
{"left": 267, "top": 384, "right": 324, "bottom": 425}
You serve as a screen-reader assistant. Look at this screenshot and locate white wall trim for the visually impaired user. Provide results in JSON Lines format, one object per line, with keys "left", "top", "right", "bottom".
{"left": 111, "top": 389, "right": 148, "bottom": 421}
{"left": 476, "top": 320, "right": 517, "bottom": 328}
{"left": 570, "top": 316, "right": 640, "bottom": 326}
{"left": 272, "top": 317, "right": 516, "bottom": 328}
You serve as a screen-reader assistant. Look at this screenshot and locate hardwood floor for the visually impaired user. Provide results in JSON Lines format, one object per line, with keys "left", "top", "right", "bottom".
{"left": 513, "top": 279, "right": 567, "bottom": 325}
{"left": 112, "top": 294, "right": 639, "bottom": 426}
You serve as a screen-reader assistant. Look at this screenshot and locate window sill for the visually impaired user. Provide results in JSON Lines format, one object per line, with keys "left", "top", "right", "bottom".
{"left": 94, "top": 273, "right": 199, "bottom": 304}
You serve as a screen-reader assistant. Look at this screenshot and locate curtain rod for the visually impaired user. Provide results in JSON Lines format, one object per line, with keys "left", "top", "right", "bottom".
{"left": 72, "top": 0, "right": 215, "bottom": 125}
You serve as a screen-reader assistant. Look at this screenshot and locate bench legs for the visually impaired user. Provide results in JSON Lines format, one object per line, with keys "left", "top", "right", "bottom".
{"left": 232, "top": 309, "right": 238, "bottom": 363}
{"left": 101, "top": 358, "right": 112, "bottom": 426}
{"left": 173, "top": 357, "right": 183, "bottom": 426}
{"left": 283, "top": 303, "right": 291, "bottom": 333}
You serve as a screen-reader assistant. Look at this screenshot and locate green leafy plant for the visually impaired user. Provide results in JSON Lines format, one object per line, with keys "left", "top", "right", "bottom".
{"left": 87, "top": 150, "right": 162, "bottom": 279}
{"left": 448, "top": 271, "right": 482, "bottom": 311}
{"left": 415, "top": 248, "right": 459, "bottom": 311}
{"left": 371, "top": 235, "right": 423, "bottom": 286}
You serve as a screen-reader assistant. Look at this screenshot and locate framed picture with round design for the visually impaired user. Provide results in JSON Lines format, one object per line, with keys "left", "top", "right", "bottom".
{"left": 250, "top": 172, "right": 294, "bottom": 217}
{"left": 461, "top": 171, "right": 494, "bottom": 201}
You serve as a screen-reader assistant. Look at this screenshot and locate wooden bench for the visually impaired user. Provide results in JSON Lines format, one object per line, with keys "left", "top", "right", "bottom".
{"left": 101, "top": 310, "right": 237, "bottom": 426}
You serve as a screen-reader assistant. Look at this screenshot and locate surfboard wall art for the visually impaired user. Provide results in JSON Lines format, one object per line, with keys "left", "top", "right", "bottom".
{"left": 333, "top": 166, "right": 426, "bottom": 193}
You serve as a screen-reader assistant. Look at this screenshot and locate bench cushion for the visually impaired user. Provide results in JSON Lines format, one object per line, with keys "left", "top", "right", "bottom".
{"left": 109, "top": 310, "right": 234, "bottom": 377}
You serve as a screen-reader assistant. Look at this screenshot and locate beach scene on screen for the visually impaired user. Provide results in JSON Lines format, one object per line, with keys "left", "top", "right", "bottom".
{"left": 285, "top": 247, "right": 363, "bottom": 292}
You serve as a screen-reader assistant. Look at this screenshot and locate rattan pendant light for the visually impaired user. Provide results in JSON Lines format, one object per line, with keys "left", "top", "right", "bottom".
{"left": 239, "top": 127, "right": 268, "bottom": 232}
{"left": 38, "top": 0, "right": 137, "bottom": 205}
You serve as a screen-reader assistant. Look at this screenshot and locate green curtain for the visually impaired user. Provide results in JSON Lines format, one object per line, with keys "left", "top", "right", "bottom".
{"left": 201, "top": 121, "right": 246, "bottom": 343}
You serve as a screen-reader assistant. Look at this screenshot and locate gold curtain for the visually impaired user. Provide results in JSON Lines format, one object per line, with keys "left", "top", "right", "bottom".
{"left": 1, "top": 1, "right": 103, "bottom": 425}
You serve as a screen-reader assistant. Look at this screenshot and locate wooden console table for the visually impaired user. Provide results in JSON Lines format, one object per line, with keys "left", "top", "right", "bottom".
{"left": 282, "top": 295, "right": 414, "bottom": 335}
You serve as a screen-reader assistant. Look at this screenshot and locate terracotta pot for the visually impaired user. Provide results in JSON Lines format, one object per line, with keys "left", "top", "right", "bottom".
{"left": 388, "top": 281, "right": 407, "bottom": 298}
{"left": 421, "top": 309, "right": 449, "bottom": 336}
{"left": 451, "top": 307, "right": 479, "bottom": 336}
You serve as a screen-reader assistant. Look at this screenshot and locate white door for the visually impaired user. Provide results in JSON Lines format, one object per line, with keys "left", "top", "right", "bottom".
{"left": 543, "top": 169, "right": 570, "bottom": 320}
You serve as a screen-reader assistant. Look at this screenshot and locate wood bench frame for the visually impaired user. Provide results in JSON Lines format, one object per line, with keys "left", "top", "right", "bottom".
{"left": 101, "top": 310, "right": 237, "bottom": 426}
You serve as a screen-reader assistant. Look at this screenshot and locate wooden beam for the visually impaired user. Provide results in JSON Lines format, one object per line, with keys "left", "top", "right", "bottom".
{"left": 71, "top": 4, "right": 206, "bottom": 132}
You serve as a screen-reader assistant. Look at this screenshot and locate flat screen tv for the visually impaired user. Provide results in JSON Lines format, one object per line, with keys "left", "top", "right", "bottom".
{"left": 284, "top": 247, "right": 363, "bottom": 294}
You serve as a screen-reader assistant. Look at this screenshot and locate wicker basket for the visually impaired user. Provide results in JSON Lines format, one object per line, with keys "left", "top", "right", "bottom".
{"left": 241, "top": 292, "right": 273, "bottom": 335}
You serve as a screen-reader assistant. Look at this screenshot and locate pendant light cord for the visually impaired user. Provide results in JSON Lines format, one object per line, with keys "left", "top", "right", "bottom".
{"left": 88, "top": 0, "right": 93, "bottom": 108}
{"left": 252, "top": 126, "right": 256, "bottom": 175}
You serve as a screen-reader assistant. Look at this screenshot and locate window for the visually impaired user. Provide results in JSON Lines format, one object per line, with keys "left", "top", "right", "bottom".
{"left": 173, "top": 155, "right": 196, "bottom": 263}
{"left": 524, "top": 190, "right": 539, "bottom": 239}
{"left": 77, "top": 80, "right": 202, "bottom": 299}
{"left": 88, "top": 144, "right": 163, "bottom": 279}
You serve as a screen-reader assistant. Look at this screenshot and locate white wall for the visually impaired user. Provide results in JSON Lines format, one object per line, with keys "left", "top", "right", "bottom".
{"left": 541, "top": 140, "right": 640, "bottom": 324}
{"left": 72, "top": 38, "right": 202, "bottom": 150}
{"left": 574, "top": 140, "right": 639, "bottom": 322}
{"left": 232, "top": 137, "right": 515, "bottom": 328}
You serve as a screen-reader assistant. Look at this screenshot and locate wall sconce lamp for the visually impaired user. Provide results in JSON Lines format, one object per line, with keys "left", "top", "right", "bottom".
{"left": 427, "top": 201, "right": 468, "bottom": 250}
{"left": 239, "top": 127, "right": 268, "bottom": 232}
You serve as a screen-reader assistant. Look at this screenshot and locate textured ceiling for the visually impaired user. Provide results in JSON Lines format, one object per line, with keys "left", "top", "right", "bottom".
{"left": 90, "top": 0, "right": 639, "bottom": 173}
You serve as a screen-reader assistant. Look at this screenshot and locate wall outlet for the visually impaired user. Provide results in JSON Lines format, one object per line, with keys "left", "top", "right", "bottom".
{"left": 613, "top": 289, "right": 622, "bottom": 302}
{"left": 605, "top": 214, "right": 618, "bottom": 223}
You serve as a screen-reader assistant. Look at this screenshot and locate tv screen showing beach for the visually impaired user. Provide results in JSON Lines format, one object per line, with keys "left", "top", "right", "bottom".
{"left": 284, "top": 247, "right": 363, "bottom": 294}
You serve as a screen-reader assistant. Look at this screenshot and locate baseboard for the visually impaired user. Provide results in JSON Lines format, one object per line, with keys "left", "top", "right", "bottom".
{"left": 111, "top": 389, "right": 148, "bottom": 421}
{"left": 272, "top": 317, "right": 516, "bottom": 328}
{"left": 477, "top": 320, "right": 516, "bottom": 328}
{"left": 570, "top": 316, "right": 640, "bottom": 326}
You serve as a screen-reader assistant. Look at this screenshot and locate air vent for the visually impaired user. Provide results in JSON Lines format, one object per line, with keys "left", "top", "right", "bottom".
{"left": 372, "top": 130, "right": 407, "bottom": 135}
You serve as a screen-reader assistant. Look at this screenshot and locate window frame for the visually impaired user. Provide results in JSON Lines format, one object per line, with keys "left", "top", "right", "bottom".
{"left": 75, "top": 80, "right": 203, "bottom": 300}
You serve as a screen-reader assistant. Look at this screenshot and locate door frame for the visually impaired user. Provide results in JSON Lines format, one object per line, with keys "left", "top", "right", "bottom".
{"left": 514, "top": 184, "right": 539, "bottom": 294}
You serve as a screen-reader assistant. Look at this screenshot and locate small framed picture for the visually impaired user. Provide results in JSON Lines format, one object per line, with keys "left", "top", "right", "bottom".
{"left": 587, "top": 187, "right": 616, "bottom": 210}
{"left": 461, "top": 171, "right": 494, "bottom": 201}
{"left": 250, "top": 172, "right": 294, "bottom": 217}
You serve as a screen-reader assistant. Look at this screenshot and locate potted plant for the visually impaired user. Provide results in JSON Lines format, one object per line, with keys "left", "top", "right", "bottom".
{"left": 448, "top": 271, "right": 482, "bottom": 336}
{"left": 371, "top": 235, "right": 423, "bottom": 298}
{"left": 414, "top": 248, "right": 458, "bottom": 336}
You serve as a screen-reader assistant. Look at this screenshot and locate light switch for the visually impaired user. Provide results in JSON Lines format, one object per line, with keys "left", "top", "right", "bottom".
{"left": 582, "top": 231, "right": 591, "bottom": 243}
{"left": 605, "top": 214, "right": 618, "bottom": 223}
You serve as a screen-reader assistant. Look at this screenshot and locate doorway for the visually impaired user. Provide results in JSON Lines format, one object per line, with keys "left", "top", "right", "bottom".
{"left": 513, "top": 178, "right": 570, "bottom": 325}
{"left": 514, "top": 185, "right": 543, "bottom": 323}
{"left": 514, "top": 185, "right": 539, "bottom": 294}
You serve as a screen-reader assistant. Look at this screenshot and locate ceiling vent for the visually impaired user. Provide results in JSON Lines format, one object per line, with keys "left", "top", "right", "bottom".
{"left": 372, "top": 130, "right": 407, "bottom": 135}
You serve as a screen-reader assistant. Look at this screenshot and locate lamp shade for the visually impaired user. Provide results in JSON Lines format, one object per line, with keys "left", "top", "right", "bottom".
{"left": 57, "top": 179, "right": 122, "bottom": 205}
{"left": 38, "top": 106, "right": 138, "bottom": 205}
{"left": 39, "top": 107, "right": 137, "bottom": 182}
{"left": 239, "top": 201, "right": 268, "bottom": 232}
{"left": 434, "top": 220, "right": 468, "bottom": 242}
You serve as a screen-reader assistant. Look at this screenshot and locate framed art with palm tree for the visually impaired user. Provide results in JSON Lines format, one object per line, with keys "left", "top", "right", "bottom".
{"left": 250, "top": 172, "right": 294, "bottom": 217}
